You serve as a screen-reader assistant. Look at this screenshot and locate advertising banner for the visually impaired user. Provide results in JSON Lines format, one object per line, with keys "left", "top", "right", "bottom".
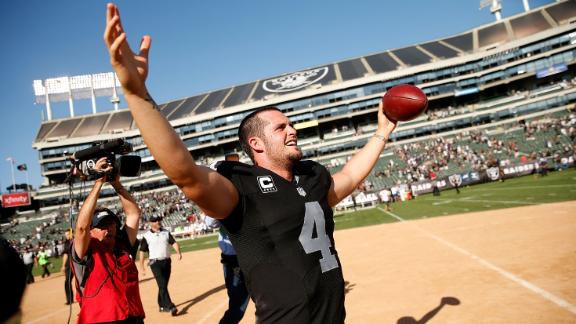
{"left": 2, "top": 192, "right": 31, "bottom": 208}
{"left": 410, "top": 171, "right": 481, "bottom": 196}
{"left": 501, "top": 162, "right": 539, "bottom": 177}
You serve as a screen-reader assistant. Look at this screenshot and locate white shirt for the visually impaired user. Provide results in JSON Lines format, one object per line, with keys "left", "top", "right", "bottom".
{"left": 141, "top": 229, "right": 173, "bottom": 260}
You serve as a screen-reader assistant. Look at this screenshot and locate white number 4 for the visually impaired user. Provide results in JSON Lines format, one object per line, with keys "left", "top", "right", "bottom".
{"left": 298, "top": 201, "right": 339, "bottom": 273}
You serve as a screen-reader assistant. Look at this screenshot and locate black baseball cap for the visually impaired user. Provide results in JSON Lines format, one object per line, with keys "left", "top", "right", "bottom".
{"left": 149, "top": 214, "right": 163, "bottom": 222}
{"left": 91, "top": 208, "right": 121, "bottom": 229}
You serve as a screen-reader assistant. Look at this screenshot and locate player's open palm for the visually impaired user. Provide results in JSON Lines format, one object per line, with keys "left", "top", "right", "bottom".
{"left": 104, "top": 3, "right": 150, "bottom": 97}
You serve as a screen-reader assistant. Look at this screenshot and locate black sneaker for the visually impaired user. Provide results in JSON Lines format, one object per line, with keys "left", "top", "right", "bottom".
{"left": 159, "top": 306, "right": 178, "bottom": 316}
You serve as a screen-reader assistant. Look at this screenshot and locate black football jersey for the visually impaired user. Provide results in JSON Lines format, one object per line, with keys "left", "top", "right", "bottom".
{"left": 217, "top": 160, "right": 345, "bottom": 324}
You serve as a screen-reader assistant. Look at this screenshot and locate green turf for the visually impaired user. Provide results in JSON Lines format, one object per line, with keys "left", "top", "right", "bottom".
{"left": 335, "top": 168, "right": 576, "bottom": 229}
{"left": 33, "top": 169, "right": 576, "bottom": 276}
{"left": 32, "top": 261, "right": 62, "bottom": 277}
{"left": 32, "top": 235, "right": 221, "bottom": 276}
{"left": 176, "top": 233, "right": 219, "bottom": 251}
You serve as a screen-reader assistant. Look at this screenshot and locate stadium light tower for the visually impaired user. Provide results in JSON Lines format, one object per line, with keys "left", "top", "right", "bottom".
{"left": 480, "top": 0, "right": 502, "bottom": 21}
{"left": 5, "top": 157, "right": 16, "bottom": 193}
{"left": 33, "top": 72, "right": 122, "bottom": 120}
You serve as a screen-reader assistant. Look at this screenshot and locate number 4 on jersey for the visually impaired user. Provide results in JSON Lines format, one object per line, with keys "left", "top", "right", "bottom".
{"left": 298, "top": 201, "right": 339, "bottom": 273}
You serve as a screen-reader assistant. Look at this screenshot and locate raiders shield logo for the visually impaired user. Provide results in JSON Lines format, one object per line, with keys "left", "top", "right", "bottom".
{"left": 486, "top": 167, "right": 500, "bottom": 181}
{"left": 263, "top": 67, "right": 329, "bottom": 93}
{"left": 448, "top": 174, "right": 462, "bottom": 187}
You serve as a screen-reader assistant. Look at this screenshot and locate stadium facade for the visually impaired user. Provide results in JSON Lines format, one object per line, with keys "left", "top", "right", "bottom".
{"left": 32, "top": 1, "right": 576, "bottom": 211}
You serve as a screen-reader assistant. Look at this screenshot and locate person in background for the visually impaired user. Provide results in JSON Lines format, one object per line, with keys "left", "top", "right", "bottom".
{"left": 60, "top": 230, "right": 74, "bottom": 305}
{"left": 37, "top": 246, "right": 51, "bottom": 278}
{"left": 21, "top": 246, "right": 36, "bottom": 284}
{"left": 0, "top": 237, "right": 27, "bottom": 324}
{"left": 139, "top": 215, "right": 182, "bottom": 316}
{"left": 216, "top": 153, "right": 250, "bottom": 324}
{"left": 218, "top": 227, "right": 250, "bottom": 324}
{"left": 71, "top": 157, "right": 145, "bottom": 323}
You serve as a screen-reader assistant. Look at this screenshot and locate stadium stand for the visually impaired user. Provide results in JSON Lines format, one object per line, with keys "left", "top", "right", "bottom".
{"left": 2, "top": 1, "right": 572, "bottom": 249}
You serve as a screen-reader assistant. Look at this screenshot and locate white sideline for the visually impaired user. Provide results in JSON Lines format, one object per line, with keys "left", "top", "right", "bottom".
{"left": 378, "top": 207, "right": 576, "bottom": 315}
{"left": 196, "top": 299, "right": 228, "bottom": 324}
{"left": 472, "top": 184, "right": 576, "bottom": 191}
{"left": 27, "top": 295, "right": 230, "bottom": 324}
{"left": 431, "top": 198, "right": 539, "bottom": 205}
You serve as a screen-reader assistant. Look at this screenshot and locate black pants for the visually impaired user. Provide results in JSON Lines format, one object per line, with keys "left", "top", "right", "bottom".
{"left": 220, "top": 254, "right": 249, "bottom": 324}
{"left": 150, "top": 258, "right": 174, "bottom": 309}
{"left": 41, "top": 264, "right": 51, "bottom": 278}
{"left": 25, "top": 263, "right": 34, "bottom": 283}
{"left": 99, "top": 316, "right": 144, "bottom": 324}
{"left": 64, "top": 267, "right": 73, "bottom": 304}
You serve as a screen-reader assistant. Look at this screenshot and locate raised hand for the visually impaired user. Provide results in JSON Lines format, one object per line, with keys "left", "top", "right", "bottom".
{"left": 376, "top": 100, "right": 397, "bottom": 137}
{"left": 93, "top": 157, "right": 114, "bottom": 183}
{"left": 104, "top": 3, "right": 151, "bottom": 98}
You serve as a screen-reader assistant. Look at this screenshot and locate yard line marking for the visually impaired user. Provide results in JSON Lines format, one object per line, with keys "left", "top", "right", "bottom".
{"left": 473, "top": 184, "right": 576, "bottom": 191}
{"left": 432, "top": 200, "right": 453, "bottom": 205}
{"left": 431, "top": 198, "right": 536, "bottom": 205}
{"left": 378, "top": 207, "right": 576, "bottom": 315}
{"left": 197, "top": 299, "right": 228, "bottom": 324}
{"left": 440, "top": 215, "right": 544, "bottom": 233}
{"left": 456, "top": 199, "right": 538, "bottom": 205}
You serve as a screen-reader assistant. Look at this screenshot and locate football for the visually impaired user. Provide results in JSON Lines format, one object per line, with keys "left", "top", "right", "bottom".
{"left": 381, "top": 84, "right": 428, "bottom": 122}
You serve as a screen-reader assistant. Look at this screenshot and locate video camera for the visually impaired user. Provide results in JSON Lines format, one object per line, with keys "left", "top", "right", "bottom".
{"left": 72, "top": 139, "right": 141, "bottom": 181}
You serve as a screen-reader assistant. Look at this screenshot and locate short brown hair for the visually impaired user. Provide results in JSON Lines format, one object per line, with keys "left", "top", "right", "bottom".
{"left": 238, "top": 107, "right": 282, "bottom": 161}
{"left": 225, "top": 153, "right": 240, "bottom": 161}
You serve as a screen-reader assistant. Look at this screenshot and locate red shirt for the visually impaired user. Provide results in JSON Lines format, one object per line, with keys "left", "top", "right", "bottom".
{"left": 73, "top": 237, "right": 145, "bottom": 323}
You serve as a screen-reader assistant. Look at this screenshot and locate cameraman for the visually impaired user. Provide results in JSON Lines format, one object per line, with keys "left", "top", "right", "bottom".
{"left": 72, "top": 157, "right": 145, "bottom": 323}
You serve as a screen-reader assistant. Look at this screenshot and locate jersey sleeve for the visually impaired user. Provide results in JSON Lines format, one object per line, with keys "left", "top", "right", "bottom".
{"left": 313, "top": 161, "right": 333, "bottom": 192}
{"left": 168, "top": 232, "right": 176, "bottom": 245}
{"left": 215, "top": 160, "right": 237, "bottom": 179}
{"left": 216, "top": 161, "right": 245, "bottom": 232}
{"left": 62, "top": 240, "right": 72, "bottom": 256}
{"left": 139, "top": 236, "right": 149, "bottom": 253}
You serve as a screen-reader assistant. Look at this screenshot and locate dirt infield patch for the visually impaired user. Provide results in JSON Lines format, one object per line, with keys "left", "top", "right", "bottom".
{"left": 21, "top": 201, "right": 576, "bottom": 323}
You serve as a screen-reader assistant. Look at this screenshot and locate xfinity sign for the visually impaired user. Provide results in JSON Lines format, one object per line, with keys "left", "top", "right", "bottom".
{"left": 2, "top": 192, "right": 31, "bottom": 208}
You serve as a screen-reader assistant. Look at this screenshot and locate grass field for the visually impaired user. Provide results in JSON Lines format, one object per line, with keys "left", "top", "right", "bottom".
{"left": 335, "top": 168, "right": 576, "bottom": 229}
{"left": 34, "top": 168, "right": 576, "bottom": 276}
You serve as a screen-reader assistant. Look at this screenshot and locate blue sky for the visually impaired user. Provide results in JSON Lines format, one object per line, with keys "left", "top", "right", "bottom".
{"left": 0, "top": 0, "right": 553, "bottom": 190}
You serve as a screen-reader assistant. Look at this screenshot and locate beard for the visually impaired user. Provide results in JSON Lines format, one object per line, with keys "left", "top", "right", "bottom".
{"left": 264, "top": 139, "right": 303, "bottom": 166}
{"left": 287, "top": 146, "right": 303, "bottom": 162}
